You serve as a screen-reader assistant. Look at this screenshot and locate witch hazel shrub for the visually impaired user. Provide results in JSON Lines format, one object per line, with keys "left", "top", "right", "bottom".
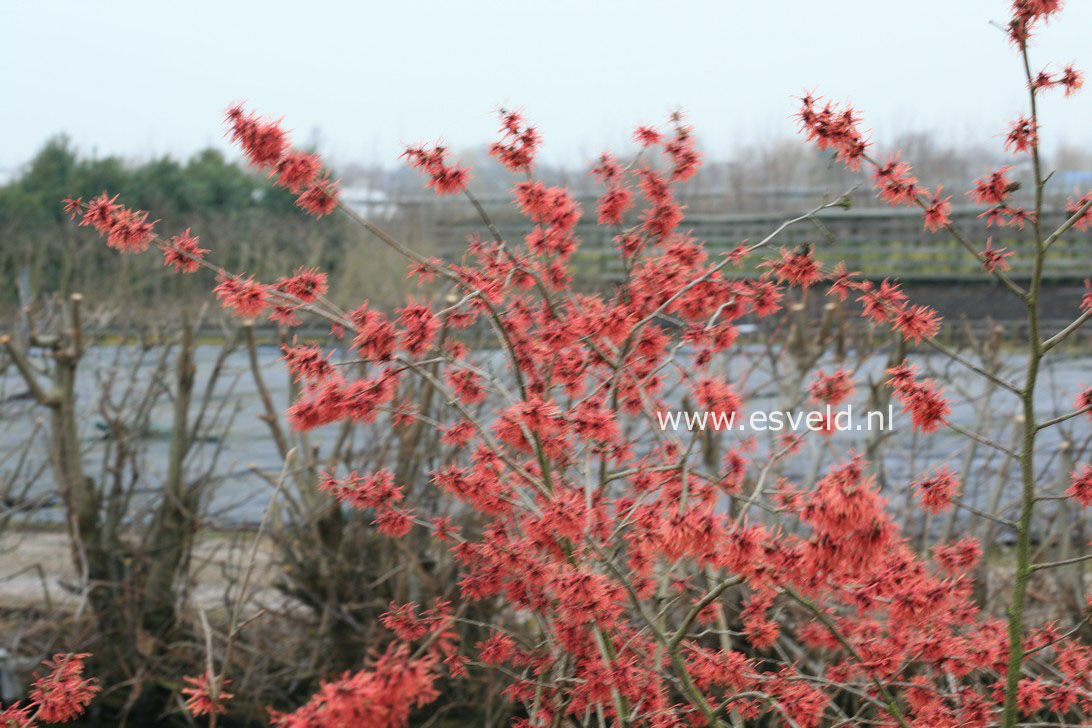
{"left": 62, "top": 2, "right": 1092, "bottom": 725}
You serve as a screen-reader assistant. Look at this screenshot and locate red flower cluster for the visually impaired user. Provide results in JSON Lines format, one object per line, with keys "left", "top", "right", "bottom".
{"left": 225, "top": 103, "right": 340, "bottom": 217}
{"left": 894, "top": 303, "right": 942, "bottom": 343}
{"left": 981, "top": 238, "right": 1015, "bottom": 272}
{"left": 923, "top": 186, "right": 952, "bottom": 232}
{"left": 488, "top": 108, "right": 540, "bottom": 172}
{"left": 935, "top": 537, "right": 982, "bottom": 573}
{"left": 970, "top": 167, "right": 1017, "bottom": 207}
{"left": 887, "top": 363, "right": 950, "bottom": 432}
{"left": 1008, "top": 0, "right": 1065, "bottom": 45}
{"left": 1005, "top": 116, "right": 1039, "bottom": 154}
{"left": 11, "top": 653, "right": 100, "bottom": 724}
{"left": 762, "top": 246, "right": 822, "bottom": 288}
{"left": 914, "top": 466, "right": 961, "bottom": 513}
{"left": 69, "top": 52, "right": 1092, "bottom": 722}
{"left": 163, "top": 228, "right": 207, "bottom": 273}
{"left": 796, "top": 92, "right": 869, "bottom": 169}
{"left": 1067, "top": 464, "right": 1092, "bottom": 507}
{"left": 71, "top": 193, "right": 157, "bottom": 253}
{"left": 269, "top": 644, "right": 439, "bottom": 727}
{"left": 873, "top": 154, "right": 920, "bottom": 205}
{"left": 591, "top": 153, "right": 634, "bottom": 226}
{"left": 214, "top": 273, "right": 268, "bottom": 319}
{"left": 320, "top": 469, "right": 403, "bottom": 511}
{"left": 1066, "top": 192, "right": 1092, "bottom": 231}
{"left": 809, "top": 369, "right": 855, "bottom": 405}
{"left": 402, "top": 143, "right": 471, "bottom": 196}
{"left": 181, "top": 672, "right": 233, "bottom": 717}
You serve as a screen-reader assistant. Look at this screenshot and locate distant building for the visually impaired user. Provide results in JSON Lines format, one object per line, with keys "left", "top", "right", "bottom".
{"left": 1056, "top": 170, "right": 1092, "bottom": 188}
{"left": 339, "top": 185, "right": 400, "bottom": 218}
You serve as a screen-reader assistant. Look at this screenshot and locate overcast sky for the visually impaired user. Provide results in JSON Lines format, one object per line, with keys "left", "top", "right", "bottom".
{"left": 4, "top": 0, "right": 1091, "bottom": 173}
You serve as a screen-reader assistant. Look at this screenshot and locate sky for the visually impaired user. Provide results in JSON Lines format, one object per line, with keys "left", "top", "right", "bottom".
{"left": 4, "top": 0, "right": 1092, "bottom": 174}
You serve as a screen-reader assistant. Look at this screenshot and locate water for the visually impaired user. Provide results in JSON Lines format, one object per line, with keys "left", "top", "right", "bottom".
{"left": 1, "top": 343, "right": 1089, "bottom": 531}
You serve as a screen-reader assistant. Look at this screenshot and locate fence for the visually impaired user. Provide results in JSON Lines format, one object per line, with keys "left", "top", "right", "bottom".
{"left": 429, "top": 204, "right": 1091, "bottom": 285}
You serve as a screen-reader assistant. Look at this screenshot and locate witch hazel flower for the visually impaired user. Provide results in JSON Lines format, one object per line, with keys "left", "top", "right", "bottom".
{"left": 923, "top": 186, "right": 952, "bottom": 231}
{"left": 894, "top": 304, "right": 942, "bottom": 342}
{"left": 1066, "top": 191, "right": 1092, "bottom": 231}
{"left": 402, "top": 143, "right": 471, "bottom": 196}
{"left": 213, "top": 273, "right": 268, "bottom": 318}
{"left": 591, "top": 153, "right": 634, "bottom": 226}
{"left": 1005, "top": 115, "right": 1039, "bottom": 154}
{"left": 970, "top": 167, "right": 1017, "bottom": 207}
{"left": 73, "top": 193, "right": 157, "bottom": 253}
{"left": 224, "top": 102, "right": 340, "bottom": 217}
{"left": 488, "top": 108, "right": 540, "bottom": 172}
{"left": 980, "top": 238, "right": 1014, "bottom": 273}
{"left": 887, "top": 363, "right": 950, "bottom": 433}
{"left": 914, "top": 466, "right": 961, "bottom": 513}
{"left": 163, "top": 228, "right": 207, "bottom": 273}
{"left": 795, "top": 91, "right": 869, "bottom": 169}
{"left": 181, "top": 672, "right": 233, "bottom": 718}
{"left": 28, "top": 653, "right": 100, "bottom": 723}
{"left": 873, "top": 154, "right": 920, "bottom": 205}
{"left": 809, "top": 369, "right": 855, "bottom": 406}
{"left": 1067, "top": 464, "right": 1092, "bottom": 507}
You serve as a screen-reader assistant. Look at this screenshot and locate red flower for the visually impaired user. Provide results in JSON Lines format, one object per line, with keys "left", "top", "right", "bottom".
{"left": 182, "top": 672, "right": 233, "bottom": 717}
{"left": 282, "top": 343, "right": 337, "bottom": 383}
{"left": 403, "top": 144, "right": 471, "bottom": 196}
{"left": 381, "top": 602, "right": 432, "bottom": 641}
{"left": 914, "top": 467, "right": 960, "bottom": 513}
{"left": 375, "top": 507, "right": 415, "bottom": 537}
{"left": 1076, "top": 387, "right": 1092, "bottom": 419}
{"left": 894, "top": 304, "right": 942, "bottom": 342}
{"left": 1005, "top": 116, "right": 1038, "bottom": 154}
{"left": 448, "top": 369, "right": 486, "bottom": 404}
{"left": 633, "top": 125, "right": 662, "bottom": 146}
{"left": 476, "top": 632, "right": 517, "bottom": 664}
{"left": 268, "top": 644, "right": 439, "bottom": 727}
{"left": 1060, "top": 63, "right": 1084, "bottom": 95}
{"left": 935, "top": 537, "right": 982, "bottom": 573}
{"left": 214, "top": 273, "right": 268, "bottom": 318}
{"left": 321, "top": 470, "right": 403, "bottom": 510}
{"left": 488, "top": 108, "right": 540, "bottom": 172}
{"left": 276, "top": 266, "right": 328, "bottom": 303}
{"left": 80, "top": 192, "right": 121, "bottom": 232}
{"left": 274, "top": 151, "right": 322, "bottom": 192}
{"left": 398, "top": 303, "right": 440, "bottom": 356}
{"left": 29, "top": 653, "right": 100, "bottom": 723}
{"left": 857, "top": 278, "right": 907, "bottom": 322}
{"left": 106, "top": 208, "right": 157, "bottom": 253}
{"left": 923, "top": 186, "right": 952, "bottom": 231}
{"left": 1066, "top": 464, "right": 1092, "bottom": 507}
{"left": 597, "top": 185, "right": 634, "bottom": 226}
{"left": 1016, "top": 677, "right": 1048, "bottom": 715}
{"left": 809, "top": 369, "right": 855, "bottom": 406}
{"left": 0, "top": 704, "right": 33, "bottom": 727}
{"left": 225, "top": 103, "right": 289, "bottom": 169}
{"left": 980, "top": 238, "right": 1014, "bottom": 273}
{"left": 762, "top": 246, "right": 822, "bottom": 288}
{"left": 888, "top": 365, "right": 950, "bottom": 432}
{"left": 664, "top": 116, "right": 702, "bottom": 181}
{"left": 163, "top": 228, "right": 207, "bottom": 273}
{"left": 62, "top": 196, "right": 82, "bottom": 219}
{"left": 796, "top": 93, "right": 869, "bottom": 169}
{"left": 970, "top": 167, "right": 1016, "bottom": 206}
{"left": 295, "top": 176, "right": 340, "bottom": 218}
{"left": 873, "top": 154, "right": 919, "bottom": 205}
